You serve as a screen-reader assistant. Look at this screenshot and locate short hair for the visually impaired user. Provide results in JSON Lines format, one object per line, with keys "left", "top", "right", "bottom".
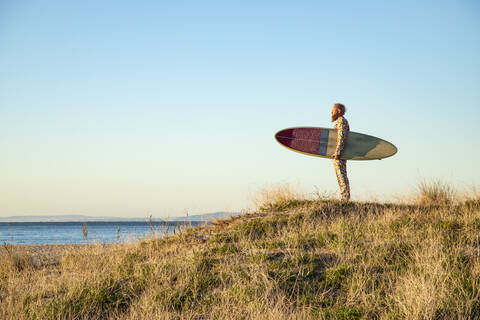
{"left": 334, "top": 103, "right": 346, "bottom": 115}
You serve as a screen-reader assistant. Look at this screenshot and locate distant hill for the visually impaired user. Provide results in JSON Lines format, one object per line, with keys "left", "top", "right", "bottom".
{"left": 0, "top": 212, "right": 242, "bottom": 223}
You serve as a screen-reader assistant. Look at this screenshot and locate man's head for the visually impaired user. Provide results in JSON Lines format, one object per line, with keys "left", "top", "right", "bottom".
{"left": 331, "top": 103, "right": 346, "bottom": 122}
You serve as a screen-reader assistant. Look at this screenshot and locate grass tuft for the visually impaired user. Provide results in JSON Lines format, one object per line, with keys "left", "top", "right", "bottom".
{"left": 416, "top": 179, "right": 456, "bottom": 205}
{"left": 251, "top": 183, "right": 306, "bottom": 212}
{"left": 0, "top": 245, "right": 35, "bottom": 273}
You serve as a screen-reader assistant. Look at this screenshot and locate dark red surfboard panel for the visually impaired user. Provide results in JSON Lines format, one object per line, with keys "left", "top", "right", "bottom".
{"left": 275, "top": 128, "right": 324, "bottom": 155}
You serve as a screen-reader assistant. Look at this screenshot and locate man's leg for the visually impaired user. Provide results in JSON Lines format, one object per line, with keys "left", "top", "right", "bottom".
{"left": 333, "top": 159, "right": 350, "bottom": 201}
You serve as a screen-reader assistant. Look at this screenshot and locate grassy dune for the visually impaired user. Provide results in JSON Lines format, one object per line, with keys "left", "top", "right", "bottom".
{"left": 1, "top": 192, "right": 480, "bottom": 319}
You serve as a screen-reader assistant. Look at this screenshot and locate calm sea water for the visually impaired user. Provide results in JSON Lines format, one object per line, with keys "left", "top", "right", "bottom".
{"left": 0, "top": 221, "right": 206, "bottom": 245}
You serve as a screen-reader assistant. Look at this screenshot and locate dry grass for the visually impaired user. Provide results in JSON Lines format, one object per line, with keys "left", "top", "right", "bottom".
{"left": 1, "top": 184, "right": 480, "bottom": 319}
{"left": 0, "top": 244, "right": 35, "bottom": 274}
{"left": 416, "top": 179, "right": 456, "bottom": 205}
{"left": 460, "top": 186, "right": 480, "bottom": 208}
{"left": 251, "top": 183, "right": 307, "bottom": 212}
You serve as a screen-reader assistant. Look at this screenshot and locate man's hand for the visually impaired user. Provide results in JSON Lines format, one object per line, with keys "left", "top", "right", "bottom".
{"left": 333, "top": 154, "right": 341, "bottom": 160}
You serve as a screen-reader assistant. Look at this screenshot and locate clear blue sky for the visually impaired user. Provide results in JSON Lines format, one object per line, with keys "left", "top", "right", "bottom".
{"left": 1, "top": 1, "right": 479, "bottom": 217}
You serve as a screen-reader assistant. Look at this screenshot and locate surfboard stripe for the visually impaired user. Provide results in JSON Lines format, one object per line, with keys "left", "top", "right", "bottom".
{"left": 318, "top": 129, "right": 329, "bottom": 156}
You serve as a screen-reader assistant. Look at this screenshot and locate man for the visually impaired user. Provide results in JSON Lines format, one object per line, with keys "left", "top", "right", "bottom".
{"left": 331, "top": 103, "right": 350, "bottom": 201}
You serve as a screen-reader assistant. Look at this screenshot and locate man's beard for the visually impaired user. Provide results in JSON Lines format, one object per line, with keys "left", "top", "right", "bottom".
{"left": 331, "top": 114, "right": 339, "bottom": 122}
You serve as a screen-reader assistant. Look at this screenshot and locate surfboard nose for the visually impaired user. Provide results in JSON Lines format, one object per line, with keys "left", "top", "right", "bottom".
{"left": 275, "top": 129, "right": 295, "bottom": 147}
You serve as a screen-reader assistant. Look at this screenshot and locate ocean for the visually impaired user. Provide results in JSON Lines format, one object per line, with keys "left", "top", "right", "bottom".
{"left": 0, "top": 221, "right": 207, "bottom": 245}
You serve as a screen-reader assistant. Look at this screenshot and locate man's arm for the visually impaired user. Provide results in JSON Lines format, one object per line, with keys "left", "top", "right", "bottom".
{"left": 333, "top": 118, "right": 347, "bottom": 160}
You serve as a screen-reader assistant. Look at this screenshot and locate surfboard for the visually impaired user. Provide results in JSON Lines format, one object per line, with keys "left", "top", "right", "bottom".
{"left": 275, "top": 127, "right": 397, "bottom": 160}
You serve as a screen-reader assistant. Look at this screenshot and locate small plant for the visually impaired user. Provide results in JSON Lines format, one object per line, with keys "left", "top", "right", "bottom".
{"left": 148, "top": 214, "right": 156, "bottom": 237}
{"left": 82, "top": 223, "right": 88, "bottom": 243}
{"left": 416, "top": 179, "right": 456, "bottom": 205}
{"left": 312, "top": 185, "right": 335, "bottom": 201}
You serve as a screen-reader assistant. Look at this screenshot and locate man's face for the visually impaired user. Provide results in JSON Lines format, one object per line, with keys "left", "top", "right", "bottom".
{"left": 331, "top": 106, "right": 340, "bottom": 122}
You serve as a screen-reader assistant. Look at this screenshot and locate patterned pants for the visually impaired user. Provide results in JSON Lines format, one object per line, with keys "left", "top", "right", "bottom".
{"left": 333, "top": 159, "right": 350, "bottom": 201}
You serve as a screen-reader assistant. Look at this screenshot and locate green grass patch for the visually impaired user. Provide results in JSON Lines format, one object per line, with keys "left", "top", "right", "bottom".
{"left": 325, "top": 265, "right": 353, "bottom": 289}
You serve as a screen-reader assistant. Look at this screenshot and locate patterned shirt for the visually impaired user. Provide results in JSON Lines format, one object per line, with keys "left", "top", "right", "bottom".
{"left": 334, "top": 116, "right": 350, "bottom": 157}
